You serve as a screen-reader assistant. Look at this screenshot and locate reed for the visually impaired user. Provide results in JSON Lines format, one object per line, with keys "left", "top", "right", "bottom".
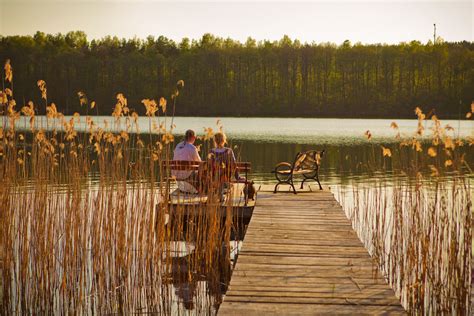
{"left": 0, "top": 60, "right": 240, "bottom": 314}
{"left": 336, "top": 107, "right": 473, "bottom": 314}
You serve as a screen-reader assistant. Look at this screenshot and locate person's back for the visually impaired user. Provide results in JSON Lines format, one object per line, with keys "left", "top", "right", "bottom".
{"left": 174, "top": 141, "right": 200, "bottom": 161}
{"left": 172, "top": 129, "right": 201, "bottom": 180}
{"left": 210, "top": 146, "right": 238, "bottom": 182}
{"left": 210, "top": 132, "right": 243, "bottom": 181}
{"left": 210, "top": 147, "right": 235, "bottom": 165}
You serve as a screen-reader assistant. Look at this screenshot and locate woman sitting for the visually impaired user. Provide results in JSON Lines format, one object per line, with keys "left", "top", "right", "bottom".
{"left": 209, "top": 132, "right": 244, "bottom": 182}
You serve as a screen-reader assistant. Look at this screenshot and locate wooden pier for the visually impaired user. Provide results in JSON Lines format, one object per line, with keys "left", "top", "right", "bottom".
{"left": 219, "top": 185, "right": 405, "bottom": 315}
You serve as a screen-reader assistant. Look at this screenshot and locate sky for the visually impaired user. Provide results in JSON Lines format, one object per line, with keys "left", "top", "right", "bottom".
{"left": 0, "top": 0, "right": 472, "bottom": 44}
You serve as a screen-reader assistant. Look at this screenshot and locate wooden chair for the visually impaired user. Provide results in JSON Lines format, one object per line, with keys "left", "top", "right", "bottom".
{"left": 272, "top": 150, "right": 325, "bottom": 194}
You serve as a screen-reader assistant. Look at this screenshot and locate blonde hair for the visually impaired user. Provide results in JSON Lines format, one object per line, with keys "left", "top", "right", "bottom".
{"left": 214, "top": 132, "right": 227, "bottom": 147}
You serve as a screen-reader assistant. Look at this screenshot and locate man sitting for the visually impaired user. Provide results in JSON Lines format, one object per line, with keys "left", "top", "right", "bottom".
{"left": 172, "top": 129, "right": 201, "bottom": 193}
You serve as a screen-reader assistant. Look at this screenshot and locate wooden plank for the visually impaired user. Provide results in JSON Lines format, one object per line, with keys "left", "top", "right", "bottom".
{"left": 252, "top": 214, "right": 349, "bottom": 220}
{"left": 244, "top": 227, "right": 357, "bottom": 233}
{"left": 251, "top": 208, "right": 346, "bottom": 213}
{"left": 231, "top": 270, "right": 385, "bottom": 281}
{"left": 240, "top": 239, "right": 363, "bottom": 247}
{"left": 257, "top": 197, "right": 336, "bottom": 202}
{"left": 249, "top": 219, "right": 354, "bottom": 226}
{"left": 241, "top": 244, "right": 370, "bottom": 254}
{"left": 235, "top": 255, "right": 375, "bottom": 266}
{"left": 253, "top": 207, "right": 346, "bottom": 212}
{"left": 223, "top": 295, "right": 400, "bottom": 306}
{"left": 257, "top": 184, "right": 331, "bottom": 192}
{"left": 234, "top": 263, "right": 380, "bottom": 273}
{"left": 258, "top": 196, "right": 337, "bottom": 200}
{"left": 254, "top": 207, "right": 345, "bottom": 211}
{"left": 218, "top": 191, "right": 405, "bottom": 315}
{"left": 227, "top": 275, "right": 392, "bottom": 287}
{"left": 254, "top": 211, "right": 347, "bottom": 216}
{"left": 218, "top": 302, "right": 405, "bottom": 315}
{"left": 257, "top": 196, "right": 338, "bottom": 200}
{"left": 243, "top": 230, "right": 359, "bottom": 238}
{"left": 251, "top": 212, "right": 347, "bottom": 217}
{"left": 257, "top": 200, "right": 340, "bottom": 204}
{"left": 244, "top": 225, "right": 355, "bottom": 232}
{"left": 243, "top": 232, "right": 358, "bottom": 239}
{"left": 227, "top": 284, "right": 396, "bottom": 295}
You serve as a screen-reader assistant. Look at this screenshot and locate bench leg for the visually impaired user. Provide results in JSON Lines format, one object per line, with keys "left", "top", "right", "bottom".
{"left": 316, "top": 173, "right": 323, "bottom": 190}
{"left": 273, "top": 182, "right": 280, "bottom": 193}
{"left": 290, "top": 183, "right": 297, "bottom": 194}
{"left": 300, "top": 173, "right": 323, "bottom": 190}
{"left": 289, "top": 177, "right": 297, "bottom": 194}
{"left": 300, "top": 178, "right": 308, "bottom": 189}
{"left": 274, "top": 178, "right": 297, "bottom": 194}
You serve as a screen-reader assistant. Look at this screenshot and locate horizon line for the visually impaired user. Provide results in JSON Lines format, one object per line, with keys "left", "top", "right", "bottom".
{"left": 2, "top": 30, "right": 472, "bottom": 46}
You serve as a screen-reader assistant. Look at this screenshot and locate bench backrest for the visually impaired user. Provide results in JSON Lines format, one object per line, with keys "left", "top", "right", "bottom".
{"left": 164, "top": 160, "right": 251, "bottom": 172}
{"left": 164, "top": 160, "right": 202, "bottom": 171}
{"left": 292, "top": 150, "right": 324, "bottom": 171}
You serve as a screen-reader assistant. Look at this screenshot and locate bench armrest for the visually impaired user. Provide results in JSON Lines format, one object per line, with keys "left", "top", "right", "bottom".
{"left": 272, "top": 162, "right": 292, "bottom": 173}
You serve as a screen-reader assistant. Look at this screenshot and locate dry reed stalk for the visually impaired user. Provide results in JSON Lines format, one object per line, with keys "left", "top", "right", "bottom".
{"left": 0, "top": 62, "right": 238, "bottom": 315}
{"left": 336, "top": 109, "right": 472, "bottom": 314}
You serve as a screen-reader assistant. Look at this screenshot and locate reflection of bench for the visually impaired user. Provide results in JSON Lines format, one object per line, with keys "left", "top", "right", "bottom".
{"left": 164, "top": 160, "right": 252, "bottom": 204}
{"left": 272, "top": 150, "right": 325, "bottom": 194}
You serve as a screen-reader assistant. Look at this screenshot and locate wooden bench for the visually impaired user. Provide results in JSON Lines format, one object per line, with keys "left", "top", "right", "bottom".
{"left": 272, "top": 150, "right": 325, "bottom": 194}
{"left": 164, "top": 160, "right": 252, "bottom": 204}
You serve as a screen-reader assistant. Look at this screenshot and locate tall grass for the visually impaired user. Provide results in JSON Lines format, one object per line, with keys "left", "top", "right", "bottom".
{"left": 2, "top": 57, "right": 472, "bottom": 315}
{"left": 336, "top": 108, "right": 473, "bottom": 314}
{"left": 0, "top": 60, "right": 239, "bottom": 314}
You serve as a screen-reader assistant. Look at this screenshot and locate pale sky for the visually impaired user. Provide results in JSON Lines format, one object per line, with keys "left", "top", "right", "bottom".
{"left": 0, "top": 0, "right": 472, "bottom": 44}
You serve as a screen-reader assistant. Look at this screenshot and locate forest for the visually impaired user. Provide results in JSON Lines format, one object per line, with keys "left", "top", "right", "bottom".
{"left": 1, "top": 31, "right": 473, "bottom": 118}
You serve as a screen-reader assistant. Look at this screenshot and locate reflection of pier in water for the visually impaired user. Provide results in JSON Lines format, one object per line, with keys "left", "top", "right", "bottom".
{"left": 219, "top": 185, "right": 405, "bottom": 315}
{"left": 165, "top": 182, "right": 256, "bottom": 239}
{"left": 165, "top": 249, "right": 232, "bottom": 311}
{"left": 163, "top": 182, "right": 255, "bottom": 311}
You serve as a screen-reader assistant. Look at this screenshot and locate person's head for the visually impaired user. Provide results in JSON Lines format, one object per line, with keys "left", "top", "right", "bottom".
{"left": 214, "top": 132, "right": 227, "bottom": 148}
{"left": 184, "top": 129, "right": 196, "bottom": 144}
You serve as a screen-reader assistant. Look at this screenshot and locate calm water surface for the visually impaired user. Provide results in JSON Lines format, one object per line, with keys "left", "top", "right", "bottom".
{"left": 12, "top": 116, "right": 473, "bottom": 143}
{"left": 9, "top": 116, "right": 474, "bottom": 185}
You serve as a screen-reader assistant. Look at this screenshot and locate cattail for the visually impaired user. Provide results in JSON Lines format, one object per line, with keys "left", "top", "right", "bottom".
{"left": 77, "top": 91, "right": 88, "bottom": 106}
{"left": 364, "top": 130, "right": 372, "bottom": 140}
{"left": 427, "top": 147, "right": 437, "bottom": 157}
{"left": 4, "top": 59, "right": 13, "bottom": 82}
{"left": 37, "top": 79, "right": 47, "bottom": 100}
{"left": 444, "top": 159, "right": 453, "bottom": 167}
{"left": 381, "top": 146, "right": 392, "bottom": 157}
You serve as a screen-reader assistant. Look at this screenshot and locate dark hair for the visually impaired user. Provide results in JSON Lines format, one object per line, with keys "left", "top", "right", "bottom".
{"left": 185, "top": 129, "right": 195, "bottom": 141}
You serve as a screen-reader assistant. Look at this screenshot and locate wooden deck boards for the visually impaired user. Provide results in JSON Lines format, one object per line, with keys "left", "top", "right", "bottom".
{"left": 218, "top": 186, "right": 405, "bottom": 315}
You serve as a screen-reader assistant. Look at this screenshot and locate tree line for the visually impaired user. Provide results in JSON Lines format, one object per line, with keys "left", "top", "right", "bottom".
{"left": 1, "top": 31, "right": 473, "bottom": 118}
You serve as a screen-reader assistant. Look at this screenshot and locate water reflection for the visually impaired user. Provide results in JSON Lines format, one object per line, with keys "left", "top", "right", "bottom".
{"left": 228, "top": 139, "right": 474, "bottom": 185}
{"left": 9, "top": 135, "right": 474, "bottom": 188}
{"left": 7, "top": 116, "right": 474, "bottom": 144}
{"left": 168, "top": 249, "right": 231, "bottom": 311}
{"left": 7, "top": 115, "right": 473, "bottom": 185}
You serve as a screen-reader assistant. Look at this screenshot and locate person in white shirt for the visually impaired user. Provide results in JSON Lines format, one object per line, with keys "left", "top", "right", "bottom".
{"left": 172, "top": 129, "right": 202, "bottom": 192}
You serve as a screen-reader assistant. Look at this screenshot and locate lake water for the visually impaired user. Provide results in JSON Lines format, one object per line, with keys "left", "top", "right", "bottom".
{"left": 8, "top": 116, "right": 474, "bottom": 185}
{"left": 12, "top": 116, "right": 473, "bottom": 144}
{"left": 172, "top": 117, "right": 473, "bottom": 185}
